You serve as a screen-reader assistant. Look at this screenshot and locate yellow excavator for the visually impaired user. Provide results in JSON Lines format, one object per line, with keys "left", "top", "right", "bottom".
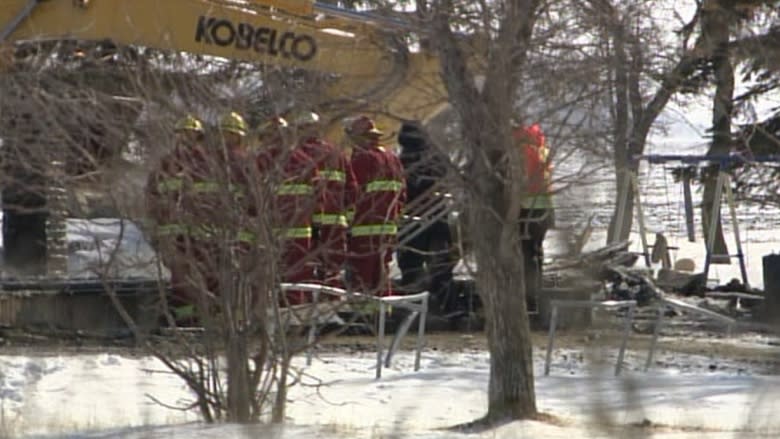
{"left": 1, "top": 0, "right": 451, "bottom": 141}
{"left": 0, "top": 0, "right": 465, "bottom": 331}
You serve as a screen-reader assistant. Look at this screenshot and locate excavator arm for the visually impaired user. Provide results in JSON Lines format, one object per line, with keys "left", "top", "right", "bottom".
{"left": 0, "top": 0, "right": 449, "bottom": 140}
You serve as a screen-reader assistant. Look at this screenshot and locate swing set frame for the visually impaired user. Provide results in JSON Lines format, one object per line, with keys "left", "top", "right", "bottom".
{"left": 613, "top": 154, "right": 780, "bottom": 288}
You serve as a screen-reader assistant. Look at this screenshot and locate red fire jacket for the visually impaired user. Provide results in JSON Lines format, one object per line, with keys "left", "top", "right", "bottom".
{"left": 256, "top": 146, "right": 319, "bottom": 238}
{"left": 350, "top": 143, "right": 406, "bottom": 237}
{"left": 299, "top": 137, "right": 357, "bottom": 228}
{"left": 146, "top": 146, "right": 188, "bottom": 232}
{"left": 514, "top": 124, "right": 553, "bottom": 209}
{"left": 172, "top": 147, "right": 256, "bottom": 243}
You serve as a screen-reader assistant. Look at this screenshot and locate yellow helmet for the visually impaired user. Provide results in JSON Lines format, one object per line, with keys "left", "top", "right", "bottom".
{"left": 345, "top": 115, "right": 383, "bottom": 138}
{"left": 175, "top": 114, "right": 204, "bottom": 133}
{"left": 288, "top": 110, "right": 321, "bottom": 127}
{"left": 256, "top": 116, "right": 289, "bottom": 136}
{"left": 220, "top": 111, "right": 248, "bottom": 136}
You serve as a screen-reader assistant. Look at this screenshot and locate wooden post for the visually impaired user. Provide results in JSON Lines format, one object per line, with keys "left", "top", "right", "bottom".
{"left": 681, "top": 167, "right": 696, "bottom": 243}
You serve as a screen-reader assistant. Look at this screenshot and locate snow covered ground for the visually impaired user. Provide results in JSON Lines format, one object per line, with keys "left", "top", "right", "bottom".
{"left": 0, "top": 80, "right": 778, "bottom": 438}
{"left": 2, "top": 334, "right": 780, "bottom": 438}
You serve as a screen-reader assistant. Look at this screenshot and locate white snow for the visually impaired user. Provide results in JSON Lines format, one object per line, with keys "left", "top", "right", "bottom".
{"left": 2, "top": 339, "right": 780, "bottom": 438}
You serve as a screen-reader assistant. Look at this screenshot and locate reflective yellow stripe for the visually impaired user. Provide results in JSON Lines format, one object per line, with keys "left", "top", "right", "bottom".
{"left": 345, "top": 209, "right": 355, "bottom": 222}
{"left": 187, "top": 227, "right": 255, "bottom": 242}
{"left": 174, "top": 304, "right": 196, "bottom": 320}
{"left": 351, "top": 224, "right": 398, "bottom": 237}
{"left": 157, "top": 178, "right": 183, "bottom": 193}
{"left": 522, "top": 194, "right": 554, "bottom": 209}
{"left": 366, "top": 180, "right": 403, "bottom": 193}
{"left": 277, "top": 183, "right": 313, "bottom": 195}
{"left": 320, "top": 170, "right": 346, "bottom": 182}
{"left": 274, "top": 227, "right": 313, "bottom": 239}
{"left": 192, "top": 181, "right": 221, "bottom": 193}
{"left": 157, "top": 224, "right": 188, "bottom": 235}
{"left": 190, "top": 226, "right": 216, "bottom": 239}
{"left": 539, "top": 145, "right": 549, "bottom": 162}
{"left": 191, "top": 182, "right": 247, "bottom": 198}
{"left": 236, "top": 231, "right": 256, "bottom": 243}
{"left": 229, "top": 184, "right": 247, "bottom": 194}
{"left": 312, "top": 213, "right": 348, "bottom": 226}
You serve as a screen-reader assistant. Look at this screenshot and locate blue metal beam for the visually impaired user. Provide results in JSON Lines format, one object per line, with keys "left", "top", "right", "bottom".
{"left": 633, "top": 154, "right": 780, "bottom": 165}
{"left": 313, "top": 2, "right": 416, "bottom": 31}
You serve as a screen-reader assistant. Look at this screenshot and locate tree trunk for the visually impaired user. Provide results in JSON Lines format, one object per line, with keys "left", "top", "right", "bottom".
{"left": 606, "top": 14, "right": 633, "bottom": 244}
{"left": 607, "top": 165, "right": 636, "bottom": 243}
{"left": 700, "top": 0, "right": 735, "bottom": 263}
{"left": 223, "top": 262, "right": 251, "bottom": 423}
{"left": 226, "top": 332, "right": 251, "bottom": 422}
{"left": 467, "top": 133, "right": 537, "bottom": 422}
{"left": 272, "top": 357, "right": 290, "bottom": 423}
{"left": 429, "top": 0, "right": 540, "bottom": 426}
{"left": 474, "top": 207, "right": 537, "bottom": 421}
{"left": 598, "top": 1, "right": 710, "bottom": 245}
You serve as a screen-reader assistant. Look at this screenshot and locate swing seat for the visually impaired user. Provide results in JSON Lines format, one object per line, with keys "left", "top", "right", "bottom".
{"left": 674, "top": 258, "right": 696, "bottom": 272}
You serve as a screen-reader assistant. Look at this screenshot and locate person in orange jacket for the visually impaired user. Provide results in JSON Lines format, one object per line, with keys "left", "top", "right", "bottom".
{"left": 345, "top": 116, "right": 406, "bottom": 296}
{"left": 256, "top": 115, "right": 320, "bottom": 304}
{"left": 289, "top": 110, "right": 357, "bottom": 289}
{"left": 513, "top": 122, "right": 554, "bottom": 311}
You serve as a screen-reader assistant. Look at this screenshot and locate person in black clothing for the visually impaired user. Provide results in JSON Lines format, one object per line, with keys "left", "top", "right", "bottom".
{"left": 397, "top": 122, "right": 455, "bottom": 309}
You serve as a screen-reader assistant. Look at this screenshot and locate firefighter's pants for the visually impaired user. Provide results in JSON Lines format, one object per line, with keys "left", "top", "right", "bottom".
{"left": 162, "top": 237, "right": 219, "bottom": 324}
{"left": 348, "top": 234, "right": 395, "bottom": 296}
{"left": 282, "top": 237, "right": 316, "bottom": 305}
{"left": 397, "top": 220, "right": 455, "bottom": 300}
{"left": 519, "top": 208, "right": 554, "bottom": 308}
{"left": 313, "top": 224, "right": 347, "bottom": 288}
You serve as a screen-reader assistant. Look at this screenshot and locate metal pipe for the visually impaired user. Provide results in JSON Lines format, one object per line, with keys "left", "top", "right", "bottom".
{"left": 0, "top": 0, "right": 40, "bottom": 42}
{"left": 313, "top": 2, "right": 415, "bottom": 31}
{"left": 544, "top": 305, "right": 558, "bottom": 376}
{"left": 615, "top": 304, "right": 635, "bottom": 376}
{"left": 376, "top": 301, "right": 386, "bottom": 379}
{"left": 704, "top": 172, "right": 726, "bottom": 283}
{"left": 683, "top": 173, "right": 696, "bottom": 242}
{"left": 644, "top": 304, "right": 666, "bottom": 372}
{"left": 415, "top": 294, "right": 428, "bottom": 371}
{"left": 631, "top": 172, "right": 651, "bottom": 267}
{"left": 724, "top": 175, "right": 750, "bottom": 288}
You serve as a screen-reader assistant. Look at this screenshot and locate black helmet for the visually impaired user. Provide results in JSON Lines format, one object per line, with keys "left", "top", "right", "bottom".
{"left": 398, "top": 122, "right": 428, "bottom": 151}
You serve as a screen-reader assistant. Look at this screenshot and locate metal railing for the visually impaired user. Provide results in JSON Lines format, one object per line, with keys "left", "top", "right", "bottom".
{"left": 278, "top": 282, "right": 429, "bottom": 379}
{"left": 397, "top": 187, "right": 456, "bottom": 248}
{"left": 544, "top": 300, "right": 636, "bottom": 377}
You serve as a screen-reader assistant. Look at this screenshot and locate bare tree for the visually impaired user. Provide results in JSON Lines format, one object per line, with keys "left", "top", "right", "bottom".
{"left": 589, "top": 0, "right": 778, "bottom": 250}
{"left": 0, "top": 41, "right": 332, "bottom": 423}
{"left": 420, "top": 0, "right": 543, "bottom": 425}
{"left": 579, "top": 1, "right": 714, "bottom": 245}
{"left": 698, "top": 0, "right": 740, "bottom": 262}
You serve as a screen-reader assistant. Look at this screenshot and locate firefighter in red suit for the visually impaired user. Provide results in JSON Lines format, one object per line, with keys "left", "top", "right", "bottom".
{"left": 256, "top": 116, "right": 320, "bottom": 304}
{"left": 345, "top": 116, "right": 406, "bottom": 296}
{"left": 175, "top": 111, "right": 255, "bottom": 322}
{"left": 146, "top": 114, "right": 205, "bottom": 323}
{"left": 513, "top": 123, "right": 554, "bottom": 312}
{"left": 289, "top": 110, "right": 357, "bottom": 289}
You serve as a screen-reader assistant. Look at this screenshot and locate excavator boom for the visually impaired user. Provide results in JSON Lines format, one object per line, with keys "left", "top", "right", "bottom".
{"left": 0, "top": 0, "right": 449, "bottom": 138}
{"left": 3, "top": 0, "right": 378, "bottom": 75}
